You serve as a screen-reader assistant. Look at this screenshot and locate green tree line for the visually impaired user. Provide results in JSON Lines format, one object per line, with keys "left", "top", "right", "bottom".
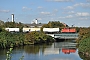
{"left": 78, "top": 27, "right": 90, "bottom": 59}
{"left": 0, "top": 29, "right": 54, "bottom": 49}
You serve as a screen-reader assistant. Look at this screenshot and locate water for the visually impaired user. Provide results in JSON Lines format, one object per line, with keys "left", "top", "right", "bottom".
{"left": 0, "top": 41, "right": 83, "bottom": 60}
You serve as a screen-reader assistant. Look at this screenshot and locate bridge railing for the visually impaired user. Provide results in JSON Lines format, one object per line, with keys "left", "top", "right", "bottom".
{"left": 54, "top": 33, "right": 78, "bottom": 39}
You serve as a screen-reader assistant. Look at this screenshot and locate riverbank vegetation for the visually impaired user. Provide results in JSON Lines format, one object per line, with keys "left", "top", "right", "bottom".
{"left": 25, "top": 31, "right": 54, "bottom": 45}
{"left": 78, "top": 27, "right": 90, "bottom": 58}
{"left": 0, "top": 29, "right": 54, "bottom": 48}
{"left": 0, "top": 30, "right": 25, "bottom": 48}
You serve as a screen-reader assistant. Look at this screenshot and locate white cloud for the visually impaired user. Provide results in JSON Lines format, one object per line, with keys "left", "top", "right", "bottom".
{"left": 66, "top": 15, "right": 73, "bottom": 18}
{"left": 75, "top": 12, "right": 90, "bottom": 17}
{"left": 73, "top": 3, "right": 79, "bottom": 7}
{"left": 74, "top": 3, "right": 90, "bottom": 8}
{"left": 37, "top": 18, "right": 42, "bottom": 20}
{"left": 22, "top": 6, "right": 32, "bottom": 11}
{"left": 46, "top": 0, "right": 73, "bottom": 2}
{"left": 59, "top": 16, "right": 65, "bottom": 19}
{"left": 63, "top": 3, "right": 90, "bottom": 11}
{"left": 40, "top": 11, "right": 56, "bottom": 17}
{"left": 67, "top": 11, "right": 75, "bottom": 14}
{"left": 49, "top": 14, "right": 56, "bottom": 16}
{"left": 62, "top": 11, "right": 75, "bottom": 14}
{"left": 54, "top": 9, "right": 58, "bottom": 12}
{"left": 37, "top": 6, "right": 43, "bottom": 9}
{"left": 79, "top": 18, "right": 88, "bottom": 20}
{"left": 59, "top": 15, "right": 73, "bottom": 19}
{"left": 52, "top": 9, "right": 58, "bottom": 14}
{"left": 40, "top": 12, "right": 51, "bottom": 15}
{"left": 0, "top": 10, "right": 10, "bottom": 13}
{"left": 64, "top": 6, "right": 74, "bottom": 10}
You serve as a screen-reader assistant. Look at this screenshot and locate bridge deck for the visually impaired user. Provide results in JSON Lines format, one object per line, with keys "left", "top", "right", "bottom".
{"left": 54, "top": 33, "right": 78, "bottom": 39}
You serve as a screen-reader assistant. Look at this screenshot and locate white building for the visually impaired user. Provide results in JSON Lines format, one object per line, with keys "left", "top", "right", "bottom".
{"left": 23, "top": 28, "right": 41, "bottom": 32}
{"left": 43, "top": 28, "right": 60, "bottom": 37}
{"left": 43, "top": 28, "right": 60, "bottom": 32}
{"left": 5, "top": 28, "right": 19, "bottom": 32}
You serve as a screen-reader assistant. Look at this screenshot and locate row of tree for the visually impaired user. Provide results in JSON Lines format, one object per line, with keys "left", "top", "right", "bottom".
{"left": 0, "top": 29, "right": 54, "bottom": 48}
{"left": 0, "top": 20, "right": 66, "bottom": 28}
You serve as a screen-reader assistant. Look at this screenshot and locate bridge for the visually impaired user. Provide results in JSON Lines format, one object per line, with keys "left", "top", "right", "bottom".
{"left": 46, "top": 33, "right": 78, "bottom": 39}
{"left": 44, "top": 28, "right": 78, "bottom": 40}
{"left": 54, "top": 33, "right": 78, "bottom": 39}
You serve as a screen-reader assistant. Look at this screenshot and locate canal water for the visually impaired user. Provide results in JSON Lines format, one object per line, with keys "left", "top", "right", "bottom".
{"left": 0, "top": 41, "right": 83, "bottom": 60}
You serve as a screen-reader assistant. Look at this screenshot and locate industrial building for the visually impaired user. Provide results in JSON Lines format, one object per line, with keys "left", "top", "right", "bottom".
{"left": 23, "top": 28, "right": 41, "bottom": 32}
{"left": 5, "top": 28, "right": 19, "bottom": 32}
{"left": 43, "top": 28, "right": 60, "bottom": 34}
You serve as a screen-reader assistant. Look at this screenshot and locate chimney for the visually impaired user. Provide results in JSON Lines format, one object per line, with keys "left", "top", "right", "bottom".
{"left": 11, "top": 14, "right": 14, "bottom": 22}
{"left": 35, "top": 19, "right": 38, "bottom": 24}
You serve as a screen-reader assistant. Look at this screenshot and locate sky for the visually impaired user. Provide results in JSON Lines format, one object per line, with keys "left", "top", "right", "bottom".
{"left": 0, "top": 0, "right": 90, "bottom": 27}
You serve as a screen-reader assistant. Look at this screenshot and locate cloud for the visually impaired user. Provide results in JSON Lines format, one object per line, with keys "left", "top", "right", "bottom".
{"left": 40, "top": 12, "right": 51, "bottom": 15}
{"left": 37, "top": 18, "right": 42, "bottom": 20}
{"left": 53, "top": 9, "right": 58, "bottom": 12}
{"left": 46, "top": 0, "right": 73, "bottom": 2}
{"left": 66, "top": 15, "right": 73, "bottom": 18}
{"left": 22, "top": 6, "right": 32, "bottom": 11}
{"left": 75, "top": 12, "right": 90, "bottom": 17}
{"left": 59, "top": 16, "right": 65, "bottom": 19}
{"left": 64, "top": 6, "right": 74, "bottom": 10}
{"left": 79, "top": 18, "right": 88, "bottom": 20}
{"left": 74, "top": 3, "right": 90, "bottom": 8}
{"left": 63, "top": 3, "right": 90, "bottom": 11}
{"left": 37, "top": 6, "right": 43, "bottom": 9}
{"left": 40, "top": 11, "right": 56, "bottom": 17}
{"left": 62, "top": 11, "right": 75, "bottom": 14}
{"left": 67, "top": 11, "right": 75, "bottom": 14}
{"left": 86, "top": 0, "right": 90, "bottom": 2}
{"left": 0, "top": 10, "right": 10, "bottom": 13}
{"left": 59, "top": 15, "right": 73, "bottom": 19}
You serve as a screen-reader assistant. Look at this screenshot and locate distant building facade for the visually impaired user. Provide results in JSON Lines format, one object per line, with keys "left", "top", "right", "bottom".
{"left": 23, "top": 28, "right": 41, "bottom": 32}
{"left": 5, "top": 28, "right": 19, "bottom": 32}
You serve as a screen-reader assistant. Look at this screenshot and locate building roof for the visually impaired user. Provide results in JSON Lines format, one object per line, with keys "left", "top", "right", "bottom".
{"left": 24, "top": 23, "right": 45, "bottom": 27}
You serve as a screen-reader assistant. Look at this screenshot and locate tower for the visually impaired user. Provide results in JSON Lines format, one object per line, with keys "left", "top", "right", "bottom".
{"left": 11, "top": 14, "right": 14, "bottom": 22}
{"left": 35, "top": 19, "right": 38, "bottom": 24}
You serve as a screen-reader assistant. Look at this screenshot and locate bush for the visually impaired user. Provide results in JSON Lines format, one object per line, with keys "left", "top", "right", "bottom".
{"left": 0, "top": 31, "right": 25, "bottom": 48}
{"left": 78, "top": 37, "right": 90, "bottom": 54}
{"left": 24, "top": 31, "right": 54, "bottom": 44}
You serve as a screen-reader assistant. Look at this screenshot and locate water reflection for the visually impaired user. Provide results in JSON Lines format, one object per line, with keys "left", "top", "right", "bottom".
{"left": 54, "top": 41, "right": 77, "bottom": 54}
{"left": 0, "top": 49, "right": 7, "bottom": 60}
{"left": 0, "top": 41, "right": 83, "bottom": 60}
{"left": 24, "top": 45, "right": 40, "bottom": 54}
{"left": 62, "top": 48, "right": 76, "bottom": 54}
{"left": 43, "top": 43, "right": 60, "bottom": 55}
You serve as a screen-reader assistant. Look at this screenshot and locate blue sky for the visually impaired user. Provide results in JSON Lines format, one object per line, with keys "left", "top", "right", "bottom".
{"left": 0, "top": 0, "right": 90, "bottom": 27}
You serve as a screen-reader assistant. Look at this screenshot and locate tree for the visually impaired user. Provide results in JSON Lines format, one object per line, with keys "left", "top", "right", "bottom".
{"left": 24, "top": 32, "right": 36, "bottom": 44}
{"left": 41, "top": 21, "right": 66, "bottom": 32}
{"left": 0, "top": 20, "right": 4, "bottom": 25}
